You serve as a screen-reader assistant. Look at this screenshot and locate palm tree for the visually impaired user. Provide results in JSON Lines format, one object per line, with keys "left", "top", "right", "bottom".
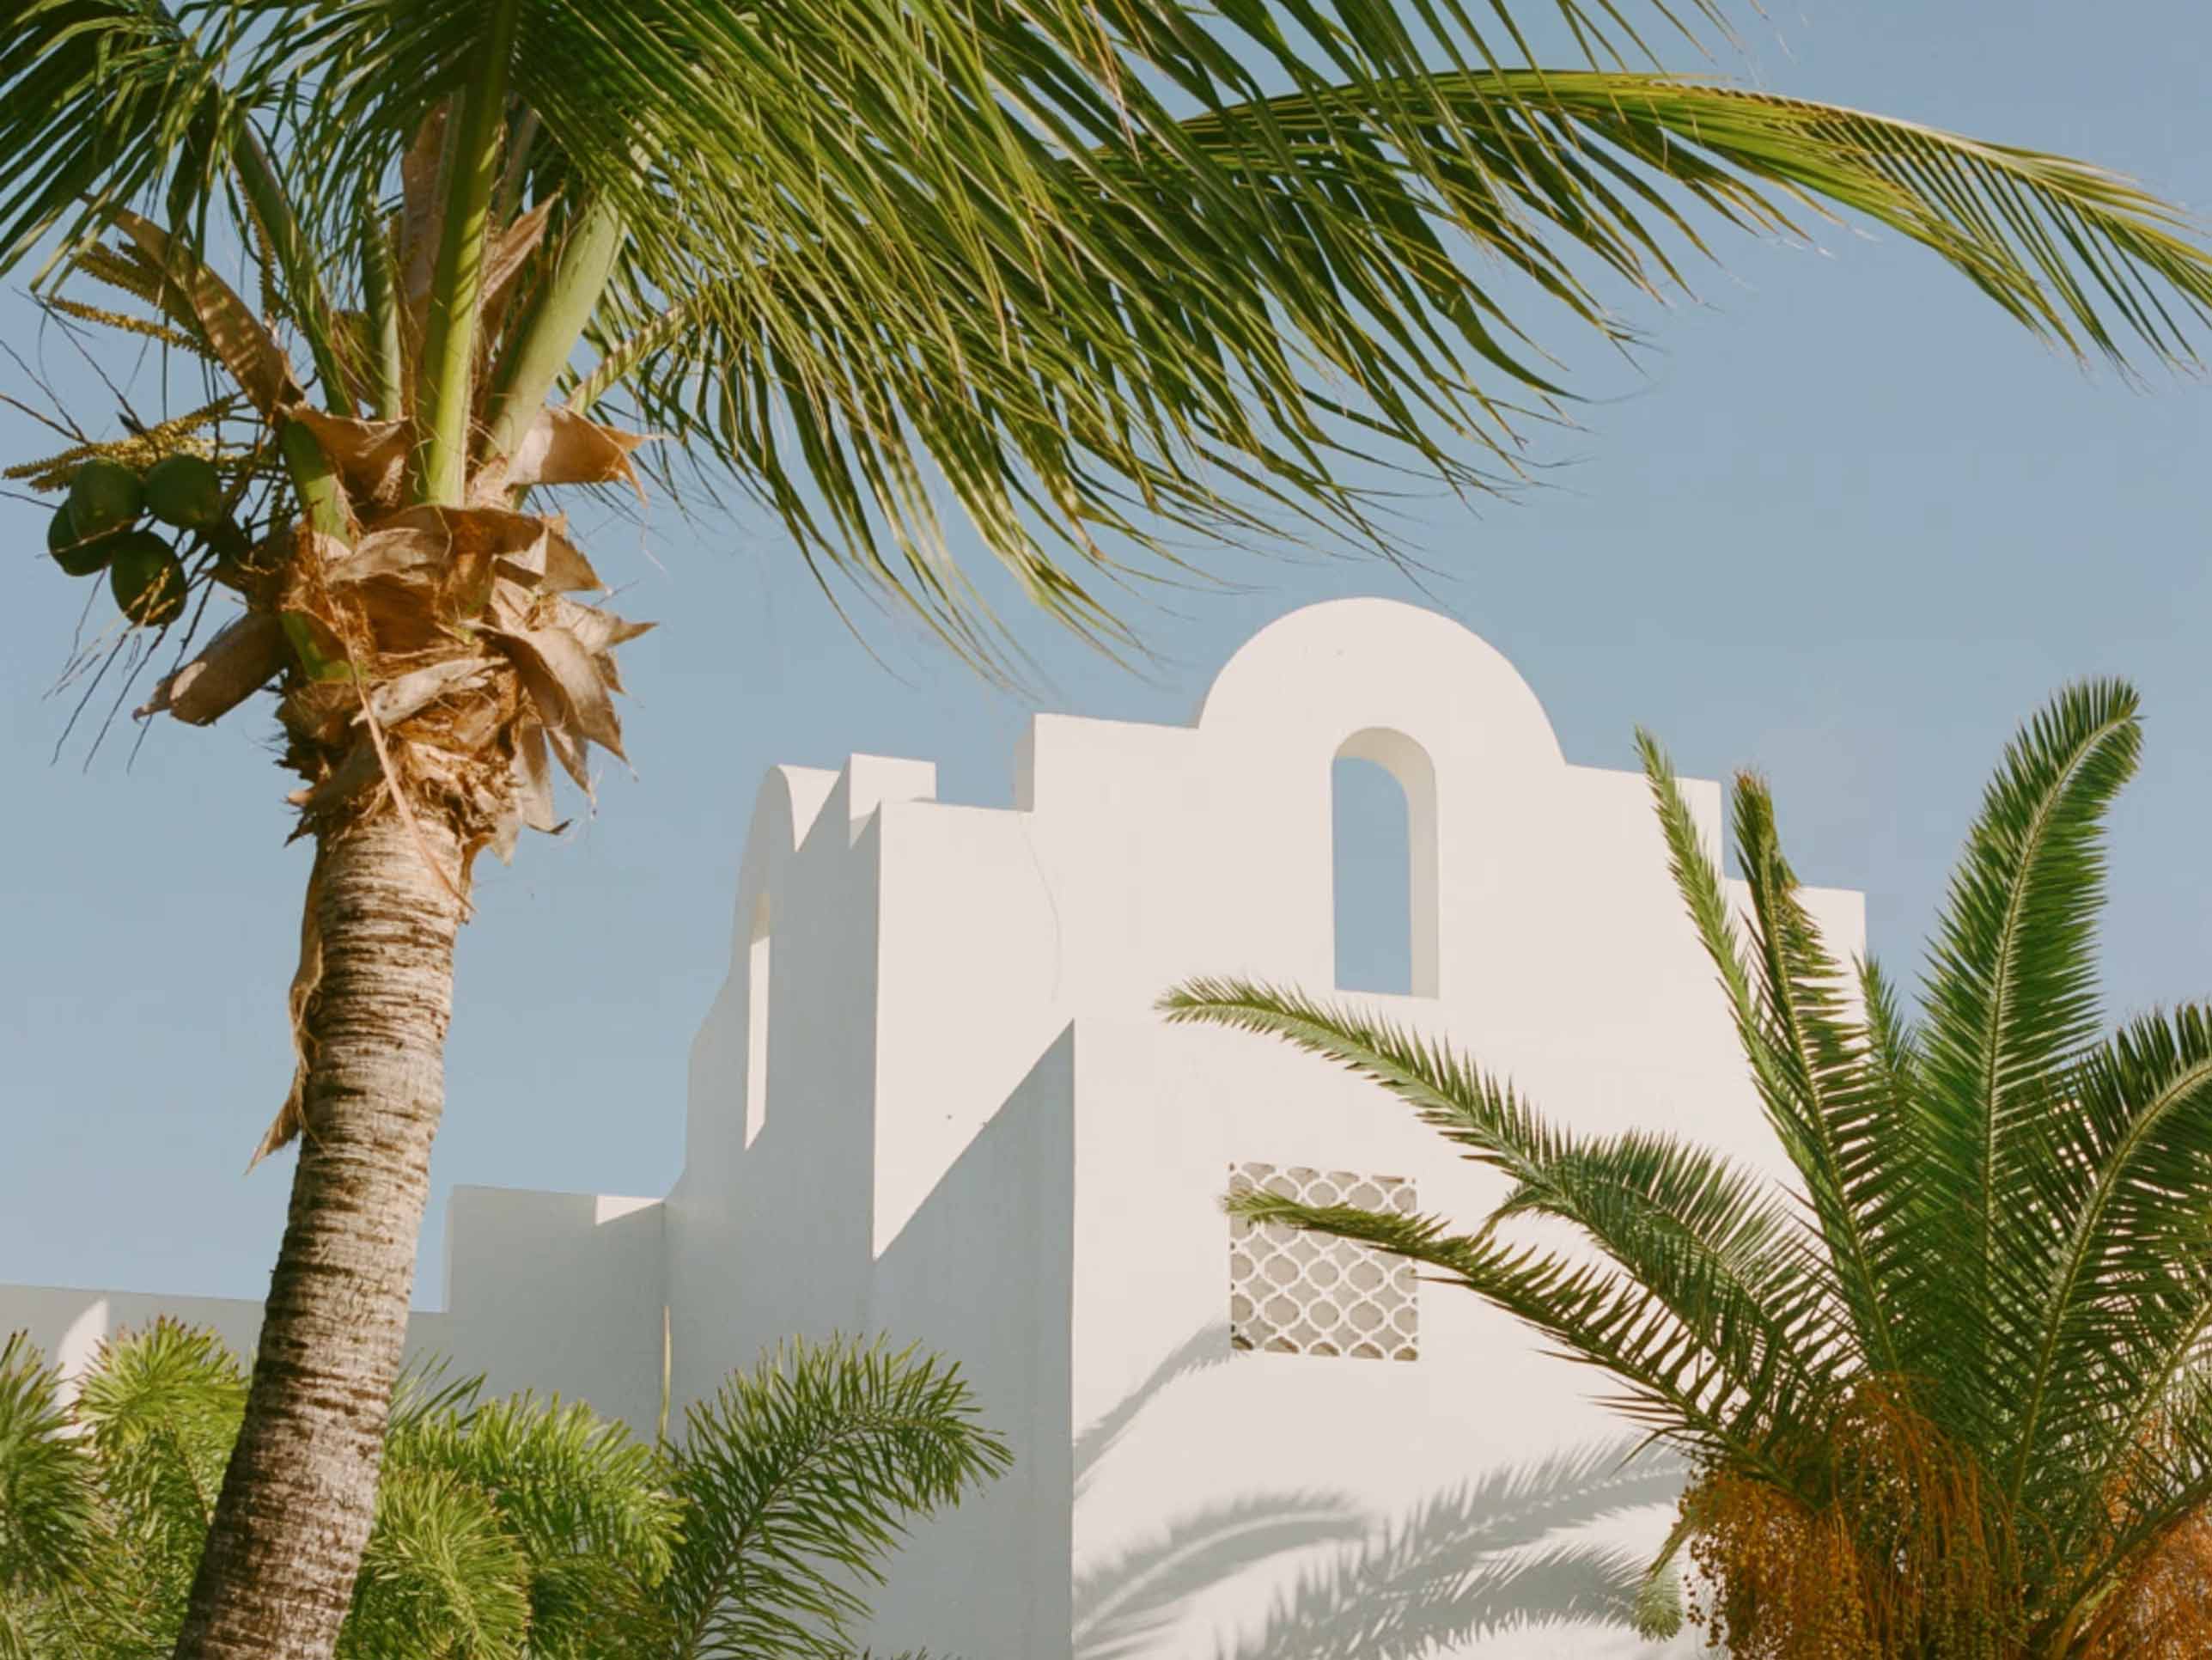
{"left": 0, "top": 1321, "right": 1008, "bottom": 1657}
{"left": 1163, "top": 681, "right": 2212, "bottom": 1655}
{"left": 5, "top": 0, "right": 2212, "bottom": 1651}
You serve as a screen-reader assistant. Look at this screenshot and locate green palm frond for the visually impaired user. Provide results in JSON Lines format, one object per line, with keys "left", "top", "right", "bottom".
{"left": 340, "top": 1465, "right": 534, "bottom": 1660}
{"left": 1398, "top": 76, "right": 2212, "bottom": 364}
{"left": 1636, "top": 734, "right": 1915, "bottom": 1378}
{"left": 2010, "top": 1008, "right": 2212, "bottom": 1532}
{"left": 0, "top": 1326, "right": 1009, "bottom": 1657}
{"left": 1173, "top": 982, "right": 1842, "bottom": 1461}
{"left": 5, "top": 1, "right": 2209, "bottom": 672}
{"left": 70, "top": 1321, "right": 247, "bottom": 1633}
{"left": 1855, "top": 956, "right": 1923, "bottom": 1111}
{"left": 1633, "top": 731, "right": 1759, "bottom": 1024}
{"left": 387, "top": 1391, "right": 680, "bottom": 1657}
{"left": 1490, "top": 1127, "right": 1843, "bottom": 1413}
{"left": 1228, "top": 1187, "right": 1794, "bottom": 1477}
{"left": 1639, "top": 735, "right": 1929, "bottom": 1388}
{"left": 0, "top": 1334, "right": 105, "bottom": 1632}
{"left": 0, "top": 0, "right": 265, "bottom": 272}
{"left": 1725, "top": 771, "right": 1911, "bottom": 1381}
{"left": 653, "top": 1336, "right": 1012, "bottom": 1659}
{"left": 1917, "top": 679, "right": 2141, "bottom": 1412}
{"left": 578, "top": 60, "right": 2212, "bottom": 672}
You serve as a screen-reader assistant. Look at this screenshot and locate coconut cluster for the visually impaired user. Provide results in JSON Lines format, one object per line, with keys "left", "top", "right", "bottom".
{"left": 46, "top": 453, "right": 246, "bottom": 628}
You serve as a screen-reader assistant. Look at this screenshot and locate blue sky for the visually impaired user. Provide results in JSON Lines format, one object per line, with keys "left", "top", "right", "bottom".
{"left": 3, "top": 0, "right": 2209, "bottom": 1309}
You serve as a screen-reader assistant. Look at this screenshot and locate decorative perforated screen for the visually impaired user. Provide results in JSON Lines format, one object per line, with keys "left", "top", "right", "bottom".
{"left": 1228, "top": 1163, "right": 1419, "bottom": 1361}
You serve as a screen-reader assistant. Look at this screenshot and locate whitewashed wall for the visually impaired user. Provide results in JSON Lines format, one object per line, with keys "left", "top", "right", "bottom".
{"left": 678, "top": 599, "right": 1862, "bottom": 1657}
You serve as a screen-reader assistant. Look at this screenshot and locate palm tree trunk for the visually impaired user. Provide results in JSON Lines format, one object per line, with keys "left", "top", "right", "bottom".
{"left": 173, "top": 810, "right": 466, "bottom": 1660}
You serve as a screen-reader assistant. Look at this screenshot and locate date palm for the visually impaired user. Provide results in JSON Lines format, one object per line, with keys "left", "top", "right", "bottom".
{"left": 1165, "top": 682, "right": 2212, "bottom": 1655}
{"left": 6, "top": 0, "right": 2212, "bottom": 1653}
{"left": 0, "top": 1321, "right": 1006, "bottom": 1657}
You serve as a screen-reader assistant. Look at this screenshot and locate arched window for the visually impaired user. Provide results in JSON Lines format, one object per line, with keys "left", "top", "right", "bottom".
{"left": 744, "top": 893, "right": 771, "bottom": 1146}
{"left": 1331, "top": 729, "right": 1439, "bottom": 997}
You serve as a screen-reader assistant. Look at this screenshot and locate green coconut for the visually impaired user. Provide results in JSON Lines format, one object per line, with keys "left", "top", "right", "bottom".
{"left": 46, "top": 503, "right": 117, "bottom": 577}
{"left": 143, "top": 454, "right": 225, "bottom": 531}
{"left": 108, "top": 531, "right": 187, "bottom": 627}
{"left": 66, "top": 456, "right": 143, "bottom": 539}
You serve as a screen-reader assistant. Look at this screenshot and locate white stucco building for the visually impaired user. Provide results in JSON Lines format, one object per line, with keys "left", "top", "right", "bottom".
{"left": 1, "top": 600, "right": 1864, "bottom": 1657}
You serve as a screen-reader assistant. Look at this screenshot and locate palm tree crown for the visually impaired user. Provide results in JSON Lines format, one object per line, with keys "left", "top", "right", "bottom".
{"left": 1166, "top": 682, "right": 2212, "bottom": 1656}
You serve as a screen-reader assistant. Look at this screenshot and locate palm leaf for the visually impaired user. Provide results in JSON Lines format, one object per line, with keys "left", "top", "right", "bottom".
{"left": 2008, "top": 1008, "right": 2212, "bottom": 1539}
{"left": 588, "top": 60, "right": 2212, "bottom": 675}
{"left": 1161, "top": 980, "right": 1834, "bottom": 1458}
{"left": 1490, "top": 1126, "right": 1844, "bottom": 1425}
{"left": 1364, "top": 75, "right": 2212, "bottom": 365}
{"left": 340, "top": 1465, "right": 534, "bottom": 1660}
{"left": 11, "top": 3, "right": 2210, "bottom": 672}
{"left": 1639, "top": 732, "right": 1908, "bottom": 1374}
{"left": 71, "top": 1321, "right": 246, "bottom": 1590}
{"left": 387, "top": 1390, "right": 681, "bottom": 1656}
{"left": 0, "top": 1334, "right": 105, "bottom": 1627}
{"left": 1721, "top": 772, "right": 1923, "bottom": 1389}
{"left": 652, "top": 1336, "right": 1011, "bottom": 1658}
{"left": 1916, "top": 680, "right": 2141, "bottom": 1425}
{"left": 1228, "top": 1187, "right": 1796, "bottom": 1480}
{"left": 0, "top": 0, "right": 265, "bottom": 272}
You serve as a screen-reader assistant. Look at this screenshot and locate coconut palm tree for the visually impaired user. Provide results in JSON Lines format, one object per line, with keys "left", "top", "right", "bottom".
{"left": 0, "top": 1321, "right": 1007, "bottom": 1657}
{"left": 5, "top": 0, "right": 2212, "bottom": 1652}
{"left": 1164, "top": 681, "right": 2212, "bottom": 1655}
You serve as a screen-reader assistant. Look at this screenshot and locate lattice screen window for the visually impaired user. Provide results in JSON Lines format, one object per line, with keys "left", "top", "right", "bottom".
{"left": 1228, "top": 1163, "right": 1419, "bottom": 1361}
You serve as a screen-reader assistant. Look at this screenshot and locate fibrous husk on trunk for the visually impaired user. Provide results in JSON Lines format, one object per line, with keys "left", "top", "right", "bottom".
{"left": 271, "top": 499, "right": 649, "bottom": 863}
{"left": 242, "top": 497, "right": 644, "bottom": 1163}
{"left": 254, "top": 487, "right": 645, "bottom": 1158}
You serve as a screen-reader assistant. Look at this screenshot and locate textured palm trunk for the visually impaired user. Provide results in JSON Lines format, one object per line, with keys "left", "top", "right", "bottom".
{"left": 172, "top": 810, "right": 466, "bottom": 1660}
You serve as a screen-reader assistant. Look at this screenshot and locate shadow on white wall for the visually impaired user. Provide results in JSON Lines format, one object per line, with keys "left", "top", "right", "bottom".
{"left": 1073, "top": 1327, "right": 1685, "bottom": 1660}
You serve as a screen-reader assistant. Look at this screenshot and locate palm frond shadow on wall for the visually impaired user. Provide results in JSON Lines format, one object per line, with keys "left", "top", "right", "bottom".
{"left": 1070, "top": 1327, "right": 1686, "bottom": 1660}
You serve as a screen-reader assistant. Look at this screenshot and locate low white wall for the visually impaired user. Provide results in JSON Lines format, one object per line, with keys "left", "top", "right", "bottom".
{"left": 1, "top": 1184, "right": 665, "bottom": 1431}
{"left": 440, "top": 1186, "right": 666, "bottom": 1425}
{"left": 0, "top": 1284, "right": 280, "bottom": 1380}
